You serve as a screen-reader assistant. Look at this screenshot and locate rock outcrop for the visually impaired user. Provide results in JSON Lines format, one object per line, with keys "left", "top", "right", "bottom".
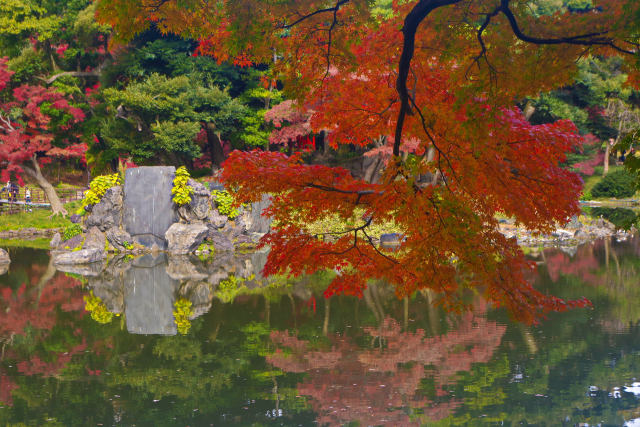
{"left": 53, "top": 248, "right": 104, "bottom": 265}
{"left": 85, "top": 186, "right": 123, "bottom": 231}
{"left": 51, "top": 167, "right": 271, "bottom": 263}
{"left": 165, "top": 223, "right": 208, "bottom": 254}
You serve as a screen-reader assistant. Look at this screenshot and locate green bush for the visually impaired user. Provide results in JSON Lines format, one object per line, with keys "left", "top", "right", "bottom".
{"left": 212, "top": 189, "right": 239, "bottom": 219}
{"left": 80, "top": 173, "right": 121, "bottom": 211}
{"left": 62, "top": 223, "right": 83, "bottom": 241}
{"left": 591, "top": 170, "right": 637, "bottom": 199}
{"left": 171, "top": 166, "right": 194, "bottom": 206}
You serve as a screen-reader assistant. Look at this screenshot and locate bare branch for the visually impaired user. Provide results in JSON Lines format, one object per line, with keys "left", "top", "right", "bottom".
{"left": 40, "top": 71, "right": 101, "bottom": 85}
{"left": 499, "top": 0, "right": 636, "bottom": 55}
{"left": 280, "top": 0, "right": 350, "bottom": 29}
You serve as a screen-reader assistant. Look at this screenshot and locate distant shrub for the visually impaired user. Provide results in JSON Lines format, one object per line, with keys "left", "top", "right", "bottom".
{"left": 591, "top": 170, "right": 637, "bottom": 199}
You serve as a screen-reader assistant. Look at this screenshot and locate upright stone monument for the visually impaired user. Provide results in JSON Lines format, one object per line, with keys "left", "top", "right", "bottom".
{"left": 123, "top": 166, "right": 177, "bottom": 250}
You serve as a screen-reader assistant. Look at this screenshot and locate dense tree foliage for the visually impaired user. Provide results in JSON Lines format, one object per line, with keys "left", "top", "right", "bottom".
{"left": 96, "top": 0, "right": 640, "bottom": 321}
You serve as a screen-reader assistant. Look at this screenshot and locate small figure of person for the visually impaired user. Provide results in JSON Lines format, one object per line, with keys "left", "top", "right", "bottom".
{"left": 10, "top": 182, "right": 18, "bottom": 203}
{"left": 25, "top": 187, "right": 32, "bottom": 211}
{"left": 3, "top": 181, "right": 9, "bottom": 199}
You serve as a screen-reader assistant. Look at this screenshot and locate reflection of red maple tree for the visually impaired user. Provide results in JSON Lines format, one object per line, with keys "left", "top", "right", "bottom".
{"left": 0, "top": 371, "right": 17, "bottom": 406}
{"left": 0, "top": 273, "right": 86, "bottom": 405}
{"left": 0, "top": 274, "right": 84, "bottom": 336}
{"left": 544, "top": 243, "right": 600, "bottom": 284}
{"left": 268, "top": 310, "right": 505, "bottom": 426}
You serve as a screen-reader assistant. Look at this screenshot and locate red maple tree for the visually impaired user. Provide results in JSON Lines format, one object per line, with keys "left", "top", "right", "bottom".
{"left": 96, "top": 0, "right": 640, "bottom": 321}
{"left": 0, "top": 58, "right": 86, "bottom": 215}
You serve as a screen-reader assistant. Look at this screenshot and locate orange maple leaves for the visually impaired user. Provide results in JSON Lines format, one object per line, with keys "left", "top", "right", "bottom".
{"left": 95, "top": 0, "right": 640, "bottom": 321}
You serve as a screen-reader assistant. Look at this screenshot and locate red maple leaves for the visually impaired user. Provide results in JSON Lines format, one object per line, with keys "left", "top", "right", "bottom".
{"left": 0, "top": 58, "right": 85, "bottom": 182}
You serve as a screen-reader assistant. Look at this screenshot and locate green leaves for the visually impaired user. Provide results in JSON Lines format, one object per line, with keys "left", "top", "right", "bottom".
{"left": 212, "top": 189, "right": 239, "bottom": 219}
{"left": 81, "top": 173, "right": 120, "bottom": 208}
{"left": 62, "top": 223, "right": 83, "bottom": 241}
{"left": 171, "top": 166, "right": 193, "bottom": 206}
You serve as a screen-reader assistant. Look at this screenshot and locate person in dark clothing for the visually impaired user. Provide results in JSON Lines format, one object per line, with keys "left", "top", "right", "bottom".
{"left": 10, "top": 182, "right": 18, "bottom": 203}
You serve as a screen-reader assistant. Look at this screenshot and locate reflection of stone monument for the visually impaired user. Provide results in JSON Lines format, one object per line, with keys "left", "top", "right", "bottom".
{"left": 124, "top": 254, "right": 180, "bottom": 335}
{"left": 123, "top": 166, "right": 177, "bottom": 250}
{"left": 77, "top": 251, "right": 266, "bottom": 335}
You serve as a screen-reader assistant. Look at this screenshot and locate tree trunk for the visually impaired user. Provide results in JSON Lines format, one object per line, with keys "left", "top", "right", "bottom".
{"left": 205, "top": 123, "right": 226, "bottom": 173}
{"left": 603, "top": 141, "right": 611, "bottom": 176}
{"left": 523, "top": 100, "right": 536, "bottom": 121}
{"left": 22, "top": 155, "right": 68, "bottom": 216}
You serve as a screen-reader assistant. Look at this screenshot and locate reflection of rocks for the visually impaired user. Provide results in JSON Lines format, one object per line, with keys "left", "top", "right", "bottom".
{"left": 59, "top": 250, "right": 272, "bottom": 334}
{"left": 166, "top": 255, "right": 208, "bottom": 281}
{"left": 124, "top": 254, "right": 179, "bottom": 335}
{"left": 56, "top": 260, "right": 106, "bottom": 276}
{"left": 0, "top": 248, "right": 9, "bottom": 275}
{"left": 178, "top": 280, "right": 212, "bottom": 319}
{"left": 0, "top": 248, "right": 10, "bottom": 265}
{"left": 165, "top": 223, "right": 208, "bottom": 254}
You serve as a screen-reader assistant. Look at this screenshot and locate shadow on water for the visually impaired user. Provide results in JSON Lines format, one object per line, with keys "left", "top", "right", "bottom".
{"left": 1, "top": 237, "right": 640, "bottom": 424}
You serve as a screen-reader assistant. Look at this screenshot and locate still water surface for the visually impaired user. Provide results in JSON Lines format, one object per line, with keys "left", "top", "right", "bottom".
{"left": 1, "top": 237, "right": 640, "bottom": 426}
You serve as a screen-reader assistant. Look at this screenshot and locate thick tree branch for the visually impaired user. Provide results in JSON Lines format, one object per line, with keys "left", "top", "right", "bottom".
{"left": 499, "top": 0, "right": 636, "bottom": 54}
{"left": 394, "top": 0, "right": 463, "bottom": 157}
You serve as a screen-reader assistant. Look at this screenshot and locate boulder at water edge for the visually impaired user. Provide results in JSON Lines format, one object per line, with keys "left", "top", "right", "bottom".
{"left": 53, "top": 248, "right": 104, "bottom": 265}
{"left": 165, "top": 223, "right": 208, "bottom": 254}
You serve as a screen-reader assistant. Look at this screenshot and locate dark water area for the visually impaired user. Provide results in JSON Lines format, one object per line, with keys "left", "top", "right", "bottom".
{"left": 1, "top": 238, "right": 640, "bottom": 426}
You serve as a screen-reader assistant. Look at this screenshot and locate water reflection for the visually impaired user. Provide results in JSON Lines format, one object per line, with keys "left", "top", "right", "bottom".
{"left": 0, "top": 238, "right": 640, "bottom": 424}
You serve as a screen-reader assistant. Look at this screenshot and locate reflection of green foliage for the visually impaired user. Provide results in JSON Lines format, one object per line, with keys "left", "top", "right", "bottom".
{"left": 173, "top": 297, "right": 193, "bottom": 335}
{"left": 153, "top": 335, "right": 202, "bottom": 361}
{"left": 83, "top": 291, "right": 114, "bottom": 324}
{"left": 215, "top": 275, "right": 245, "bottom": 303}
{"left": 171, "top": 166, "right": 193, "bottom": 206}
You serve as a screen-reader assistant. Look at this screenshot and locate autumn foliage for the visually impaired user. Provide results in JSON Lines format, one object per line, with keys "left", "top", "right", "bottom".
{"left": 268, "top": 308, "right": 505, "bottom": 425}
{"left": 0, "top": 58, "right": 86, "bottom": 183}
{"left": 96, "top": 0, "right": 640, "bottom": 321}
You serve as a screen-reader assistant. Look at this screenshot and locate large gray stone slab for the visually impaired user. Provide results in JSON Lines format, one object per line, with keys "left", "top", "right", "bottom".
{"left": 124, "top": 254, "right": 180, "bottom": 335}
{"left": 123, "top": 166, "right": 177, "bottom": 250}
{"left": 247, "top": 195, "right": 272, "bottom": 234}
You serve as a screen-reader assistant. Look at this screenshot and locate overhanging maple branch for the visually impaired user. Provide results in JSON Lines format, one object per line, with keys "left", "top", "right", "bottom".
{"left": 394, "top": 0, "right": 463, "bottom": 157}
{"left": 499, "top": 0, "right": 636, "bottom": 55}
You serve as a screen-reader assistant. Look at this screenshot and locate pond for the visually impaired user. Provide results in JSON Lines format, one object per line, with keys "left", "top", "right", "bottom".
{"left": 1, "top": 237, "right": 640, "bottom": 426}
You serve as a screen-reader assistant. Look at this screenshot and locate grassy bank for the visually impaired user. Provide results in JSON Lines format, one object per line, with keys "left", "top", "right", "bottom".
{"left": 0, "top": 201, "right": 82, "bottom": 232}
